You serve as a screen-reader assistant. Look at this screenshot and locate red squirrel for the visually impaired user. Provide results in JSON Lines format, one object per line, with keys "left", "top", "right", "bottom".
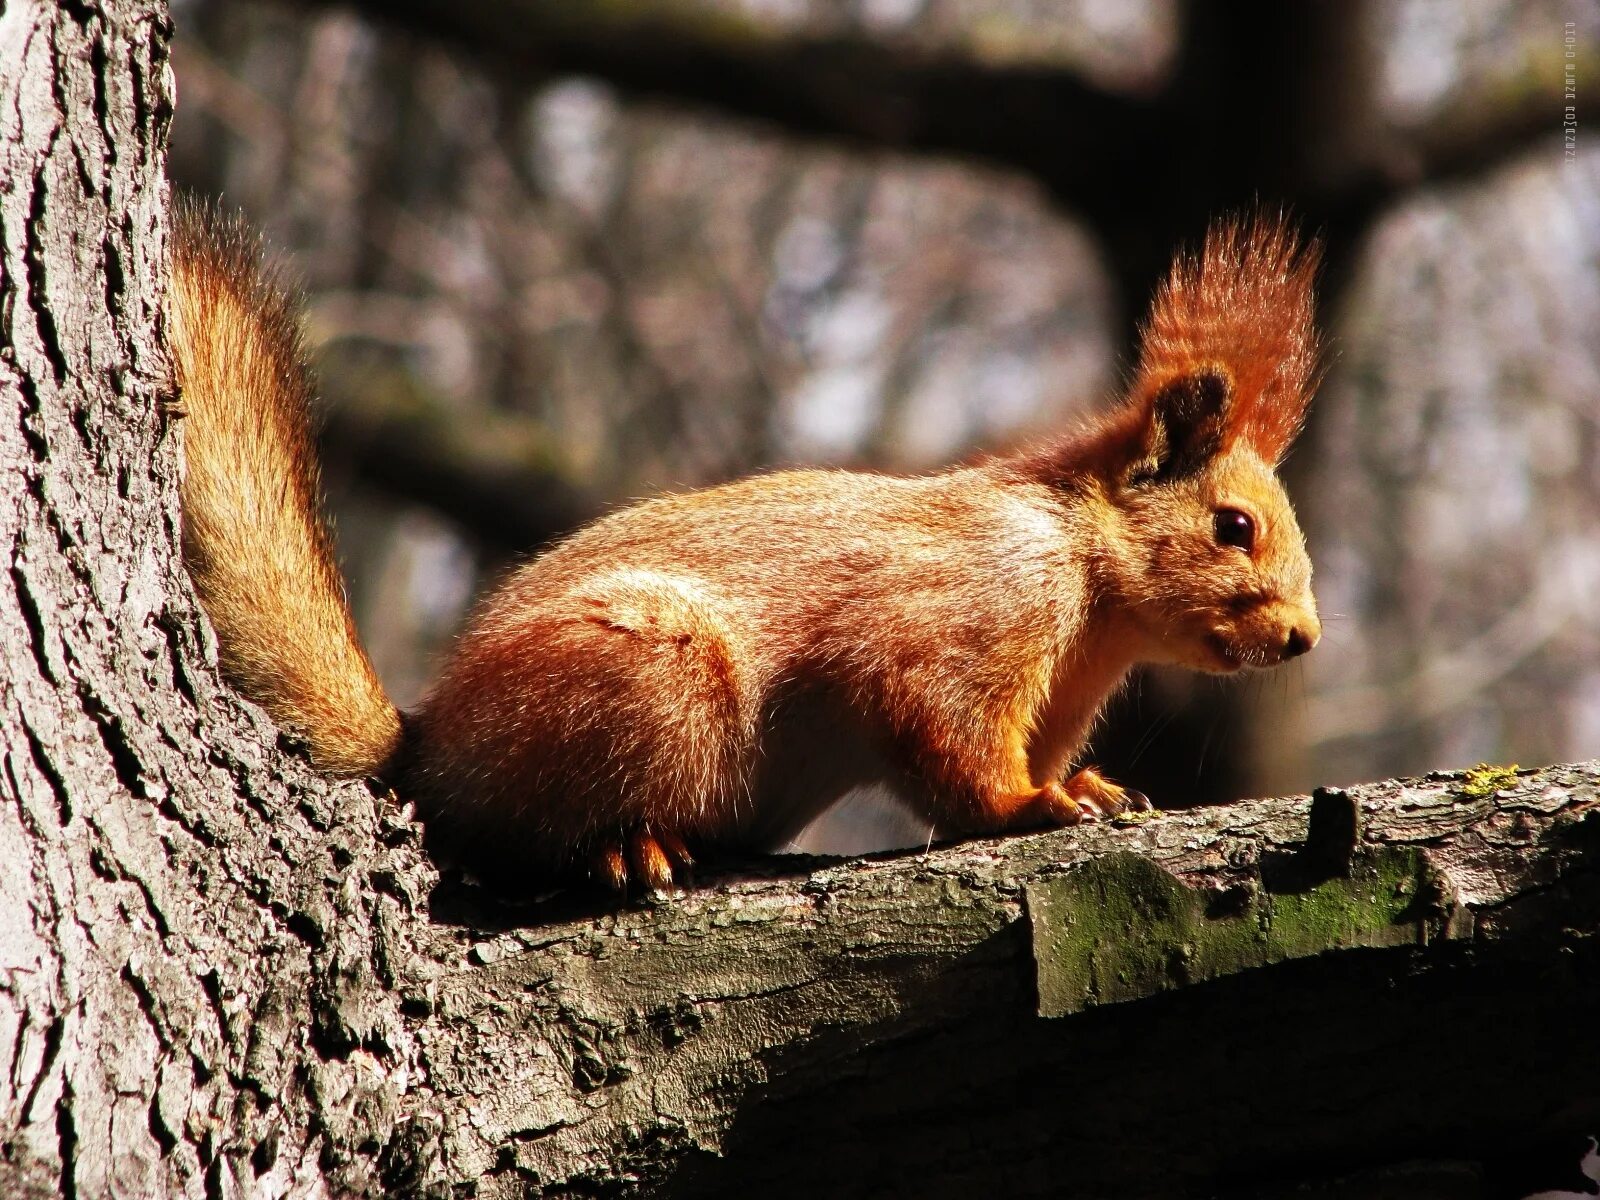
{"left": 169, "top": 205, "right": 1322, "bottom": 893}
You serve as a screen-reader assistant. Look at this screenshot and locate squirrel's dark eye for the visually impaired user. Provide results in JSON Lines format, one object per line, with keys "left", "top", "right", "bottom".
{"left": 1214, "top": 508, "right": 1255, "bottom": 553}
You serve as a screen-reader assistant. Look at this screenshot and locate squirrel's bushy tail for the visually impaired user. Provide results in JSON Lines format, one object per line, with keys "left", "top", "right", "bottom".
{"left": 169, "top": 201, "right": 401, "bottom": 776}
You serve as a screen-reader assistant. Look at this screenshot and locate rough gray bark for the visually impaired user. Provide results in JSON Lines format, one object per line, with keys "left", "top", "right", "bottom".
{"left": 3, "top": 3, "right": 1599, "bottom": 1200}
{"left": 1, "top": 2, "right": 415, "bottom": 1196}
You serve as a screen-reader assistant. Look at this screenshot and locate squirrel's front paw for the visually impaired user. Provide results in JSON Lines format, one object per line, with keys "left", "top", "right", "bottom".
{"left": 1061, "top": 767, "right": 1153, "bottom": 820}
{"left": 1028, "top": 780, "right": 1095, "bottom": 826}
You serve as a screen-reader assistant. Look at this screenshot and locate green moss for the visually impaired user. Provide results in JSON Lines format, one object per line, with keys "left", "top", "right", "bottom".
{"left": 1458, "top": 763, "right": 1520, "bottom": 799}
{"left": 1028, "top": 848, "right": 1440, "bottom": 1017}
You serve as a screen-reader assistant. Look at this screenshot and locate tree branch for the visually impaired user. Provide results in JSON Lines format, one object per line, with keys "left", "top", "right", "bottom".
{"left": 316, "top": 385, "right": 601, "bottom": 558}
{"left": 384, "top": 762, "right": 1600, "bottom": 1196}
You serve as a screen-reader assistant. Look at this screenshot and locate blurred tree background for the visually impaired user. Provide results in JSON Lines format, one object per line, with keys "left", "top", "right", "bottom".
{"left": 168, "top": 0, "right": 1599, "bottom": 854}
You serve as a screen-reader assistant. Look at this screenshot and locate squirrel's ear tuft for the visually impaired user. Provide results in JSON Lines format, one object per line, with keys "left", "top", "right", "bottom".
{"left": 1132, "top": 212, "right": 1322, "bottom": 464}
{"left": 1125, "top": 369, "right": 1232, "bottom": 486}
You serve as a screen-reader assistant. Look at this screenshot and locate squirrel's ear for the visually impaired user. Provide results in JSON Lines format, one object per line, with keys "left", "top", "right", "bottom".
{"left": 1125, "top": 369, "right": 1232, "bottom": 486}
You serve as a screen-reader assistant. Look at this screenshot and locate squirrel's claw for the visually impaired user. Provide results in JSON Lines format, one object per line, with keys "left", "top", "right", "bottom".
{"left": 593, "top": 829, "right": 696, "bottom": 894}
{"left": 594, "top": 844, "right": 629, "bottom": 892}
{"left": 1121, "top": 788, "right": 1153, "bottom": 812}
{"left": 1062, "top": 767, "right": 1152, "bottom": 819}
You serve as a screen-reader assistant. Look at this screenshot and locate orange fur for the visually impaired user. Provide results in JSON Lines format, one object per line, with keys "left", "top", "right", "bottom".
{"left": 1133, "top": 214, "right": 1322, "bottom": 465}
{"left": 169, "top": 202, "right": 401, "bottom": 776}
{"left": 171, "top": 207, "right": 1323, "bottom": 893}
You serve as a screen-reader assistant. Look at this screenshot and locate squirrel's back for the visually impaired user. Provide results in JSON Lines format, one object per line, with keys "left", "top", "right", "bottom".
{"left": 169, "top": 203, "right": 401, "bottom": 776}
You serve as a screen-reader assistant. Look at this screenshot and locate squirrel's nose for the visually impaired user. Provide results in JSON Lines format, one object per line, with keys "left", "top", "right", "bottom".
{"left": 1283, "top": 624, "right": 1318, "bottom": 659}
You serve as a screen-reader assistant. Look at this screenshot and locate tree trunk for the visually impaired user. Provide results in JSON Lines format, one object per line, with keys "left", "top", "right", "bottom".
{"left": 1, "top": 2, "right": 417, "bottom": 1195}
{"left": 2, "top": 3, "right": 1598, "bottom": 1199}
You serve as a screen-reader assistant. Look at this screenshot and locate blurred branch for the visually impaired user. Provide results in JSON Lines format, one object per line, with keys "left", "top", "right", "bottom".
{"left": 291, "top": 0, "right": 1563, "bottom": 309}
{"left": 315, "top": 375, "right": 601, "bottom": 556}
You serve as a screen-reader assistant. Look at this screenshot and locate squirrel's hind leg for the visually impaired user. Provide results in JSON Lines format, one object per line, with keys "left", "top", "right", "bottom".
{"left": 592, "top": 828, "right": 696, "bottom": 893}
{"left": 411, "top": 567, "right": 753, "bottom": 891}
{"left": 558, "top": 570, "right": 753, "bottom": 890}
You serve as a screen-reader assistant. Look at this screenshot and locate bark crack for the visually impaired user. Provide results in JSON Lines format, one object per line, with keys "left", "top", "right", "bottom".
{"left": 80, "top": 692, "right": 151, "bottom": 801}
{"left": 20, "top": 719, "right": 72, "bottom": 827}
{"left": 53, "top": 1090, "right": 77, "bottom": 1200}
{"left": 18, "top": 1015, "right": 66, "bottom": 1128}
{"left": 26, "top": 113, "right": 66, "bottom": 388}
